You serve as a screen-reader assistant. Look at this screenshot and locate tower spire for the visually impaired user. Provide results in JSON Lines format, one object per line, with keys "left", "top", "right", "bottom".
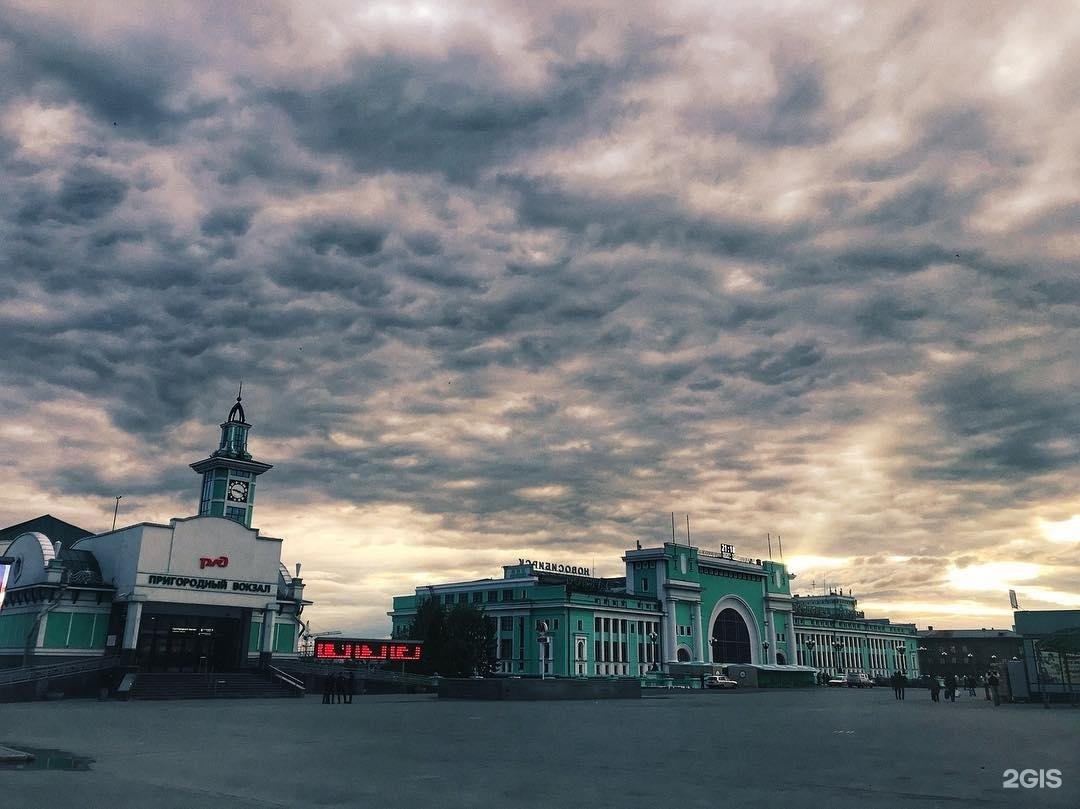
{"left": 191, "top": 390, "right": 272, "bottom": 528}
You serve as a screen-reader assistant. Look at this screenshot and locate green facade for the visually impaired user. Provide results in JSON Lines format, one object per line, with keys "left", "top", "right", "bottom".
{"left": 41, "top": 611, "right": 109, "bottom": 650}
{"left": 390, "top": 542, "right": 801, "bottom": 678}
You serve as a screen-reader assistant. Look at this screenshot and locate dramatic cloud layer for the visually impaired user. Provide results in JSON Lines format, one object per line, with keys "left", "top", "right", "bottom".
{"left": 1, "top": 1, "right": 1077, "bottom": 634}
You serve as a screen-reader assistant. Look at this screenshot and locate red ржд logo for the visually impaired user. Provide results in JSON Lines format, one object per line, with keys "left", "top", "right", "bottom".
{"left": 199, "top": 556, "right": 229, "bottom": 569}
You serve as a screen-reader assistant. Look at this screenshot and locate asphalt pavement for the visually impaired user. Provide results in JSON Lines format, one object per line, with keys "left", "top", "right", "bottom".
{"left": 2, "top": 686, "right": 1077, "bottom": 809}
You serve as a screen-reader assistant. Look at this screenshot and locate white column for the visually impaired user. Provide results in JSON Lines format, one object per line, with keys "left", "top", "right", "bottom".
{"left": 664, "top": 599, "right": 677, "bottom": 662}
{"left": 121, "top": 600, "right": 144, "bottom": 650}
{"left": 692, "top": 602, "right": 704, "bottom": 662}
{"left": 259, "top": 604, "right": 276, "bottom": 666}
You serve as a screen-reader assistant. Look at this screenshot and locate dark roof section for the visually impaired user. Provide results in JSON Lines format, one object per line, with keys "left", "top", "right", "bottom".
{"left": 917, "top": 629, "right": 1021, "bottom": 638}
{"left": 0, "top": 514, "right": 95, "bottom": 548}
{"left": 58, "top": 547, "right": 106, "bottom": 586}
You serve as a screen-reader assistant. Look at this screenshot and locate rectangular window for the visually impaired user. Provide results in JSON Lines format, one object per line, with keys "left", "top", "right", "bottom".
{"left": 499, "top": 639, "right": 512, "bottom": 659}
{"left": 225, "top": 506, "right": 246, "bottom": 524}
{"left": 620, "top": 619, "right": 627, "bottom": 633}
{"left": 578, "top": 620, "right": 583, "bottom": 631}
{"left": 472, "top": 592, "right": 482, "bottom": 603}
{"left": 502, "top": 589, "right": 513, "bottom": 601}
{"left": 487, "top": 591, "right": 497, "bottom": 602}
{"left": 595, "top": 617, "right": 602, "bottom": 631}
{"left": 595, "top": 640, "right": 602, "bottom": 660}
{"left": 500, "top": 616, "right": 513, "bottom": 631}
{"left": 641, "top": 578, "right": 648, "bottom": 591}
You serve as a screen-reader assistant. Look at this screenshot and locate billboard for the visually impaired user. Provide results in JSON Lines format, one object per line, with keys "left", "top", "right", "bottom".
{"left": 0, "top": 556, "right": 12, "bottom": 612}
{"left": 313, "top": 637, "right": 423, "bottom": 662}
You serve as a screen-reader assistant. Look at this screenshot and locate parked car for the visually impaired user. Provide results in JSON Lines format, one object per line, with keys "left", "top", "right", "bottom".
{"left": 704, "top": 674, "right": 738, "bottom": 689}
{"left": 845, "top": 672, "right": 874, "bottom": 688}
{"left": 827, "top": 677, "right": 846, "bottom": 687}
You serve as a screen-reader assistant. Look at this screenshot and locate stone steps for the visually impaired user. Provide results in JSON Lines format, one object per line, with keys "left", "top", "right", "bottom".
{"left": 131, "top": 672, "right": 301, "bottom": 700}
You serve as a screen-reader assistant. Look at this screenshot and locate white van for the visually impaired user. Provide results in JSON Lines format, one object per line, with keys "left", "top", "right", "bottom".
{"left": 845, "top": 672, "right": 873, "bottom": 688}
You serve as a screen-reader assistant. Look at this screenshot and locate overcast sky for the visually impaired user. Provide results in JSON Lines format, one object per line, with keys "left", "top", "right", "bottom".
{"left": 1, "top": 1, "right": 1077, "bottom": 636}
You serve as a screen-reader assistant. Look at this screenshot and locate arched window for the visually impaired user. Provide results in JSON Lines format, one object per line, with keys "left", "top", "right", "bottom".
{"left": 711, "top": 608, "right": 751, "bottom": 663}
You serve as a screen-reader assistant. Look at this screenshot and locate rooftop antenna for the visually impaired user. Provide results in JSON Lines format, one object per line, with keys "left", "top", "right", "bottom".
{"left": 767, "top": 533, "right": 773, "bottom": 560}
{"left": 671, "top": 512, "right": 676, "bottom": 544}
{"left": 685, "top": 514, "right": 691, "bottom": 546}
{"left": 777, "top": 534, "right": 783, "bottom": 560}
{"left": 112, "top": 495, "right": 122, "bottom": 531}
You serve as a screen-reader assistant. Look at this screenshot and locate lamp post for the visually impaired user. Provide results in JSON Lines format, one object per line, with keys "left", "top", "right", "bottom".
{"left": 917, "top": 646, "right": 927, "bottom": 679}
{"left": 650, "top": 632, "right": 659, "bottom": 672}
{"left": 832, "top": 638, "right": 844, "bottom": 675}
{"left": 762, "top": 639, "right": 771, "bottom": 665}
{"left": 897, "top": 643, "right": 907, "bottom": 675}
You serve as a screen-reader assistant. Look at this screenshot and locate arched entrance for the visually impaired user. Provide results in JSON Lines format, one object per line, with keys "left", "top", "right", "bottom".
{"left": 677, "top": 647, "right": 691, "bottom": 662}
{"left": 776, "top": 652, "right": 786, "bottom": 665}
{"left": 711, "top": 608, "right": 752, "bottom": 663}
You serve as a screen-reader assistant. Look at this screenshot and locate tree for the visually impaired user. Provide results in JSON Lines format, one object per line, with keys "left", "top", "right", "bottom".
{"left": 403, "top": 599, "right": 496, "bottom": 677}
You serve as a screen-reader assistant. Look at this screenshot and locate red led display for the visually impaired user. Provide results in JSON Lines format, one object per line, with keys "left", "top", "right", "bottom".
{"left": 313, "top": 637, "right": 423, "bottom": 662}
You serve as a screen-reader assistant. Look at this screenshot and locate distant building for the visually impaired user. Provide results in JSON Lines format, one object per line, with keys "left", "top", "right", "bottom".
{"left": 793, "top": 593, "right": 920, "bottom": 680}
{"left": 0, "top": 395, "right": 309, "bottom": 671}
{"left": 1012, "top": 610, "right": 1080, "bottom": 702}
{"left": 390, "top": 542, "right": 803, "bottom": 680}
{"left": 916, "top": 627, "right": 1022, "bottom": 679}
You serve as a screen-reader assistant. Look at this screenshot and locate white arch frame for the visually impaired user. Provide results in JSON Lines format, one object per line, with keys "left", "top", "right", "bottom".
{"left": 675, "top": 643, "right": 693, "bottom": 662}
{"left": 706, "top": 595, "right": 763, "bottom": 665}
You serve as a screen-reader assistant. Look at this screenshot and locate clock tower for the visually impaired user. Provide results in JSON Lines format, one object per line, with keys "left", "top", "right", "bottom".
{"left": 190, "top": 387, "right": 273, "bottom": 528}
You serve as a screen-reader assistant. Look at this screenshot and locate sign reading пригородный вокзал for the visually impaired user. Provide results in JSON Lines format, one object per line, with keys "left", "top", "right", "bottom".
{"left": 139, "top": 572, "right": 273, "bottom": 594}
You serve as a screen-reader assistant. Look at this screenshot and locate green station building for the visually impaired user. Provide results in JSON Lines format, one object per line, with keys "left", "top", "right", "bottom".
{"left": 391, "top": 541, "right": 810, "bottom": 682}
{"left": 0, "top": 395, "right": 309, "bottom": 672}
{"left": 792, "top": 593, "right": 921, "bottom": 680}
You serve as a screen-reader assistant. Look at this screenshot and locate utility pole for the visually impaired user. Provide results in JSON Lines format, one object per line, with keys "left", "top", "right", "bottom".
{"left": 112, "top": 496, "right": 122, "bottom": 531}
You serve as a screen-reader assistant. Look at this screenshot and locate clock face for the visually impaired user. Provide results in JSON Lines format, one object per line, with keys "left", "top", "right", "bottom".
{"left": 226, "top": 480, "right": 249, "bottom": 502}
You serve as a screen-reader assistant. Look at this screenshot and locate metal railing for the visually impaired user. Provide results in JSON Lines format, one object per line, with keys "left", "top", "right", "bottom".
{"left": 0, "top": 656, "right": 119, "bottom": 687}
{"left": 277, "top": 658, "right": 438, "bottom": 687}
{"left": 267, "top": 665, "right": 306, "bottom": 694}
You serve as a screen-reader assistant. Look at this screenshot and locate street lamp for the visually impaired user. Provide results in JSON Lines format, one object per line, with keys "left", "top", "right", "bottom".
{"left": 897, "top": 643, "right": 907, "bottom": 674}
{"left": 762, "top": 639, "right": 771, "bottom": 664}
{"left": 649, "top": 632, "right": 659, "bottom": 671}
{"left": 832, "top": 637, "right": 844, "bottom": 674}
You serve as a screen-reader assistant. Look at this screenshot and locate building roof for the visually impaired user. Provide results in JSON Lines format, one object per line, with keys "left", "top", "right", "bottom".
{"left": 917, "top": 629, "right": 1020, "bottom": 639}
{"left": 0, "top": 514, "right": 95, "bottom": 551}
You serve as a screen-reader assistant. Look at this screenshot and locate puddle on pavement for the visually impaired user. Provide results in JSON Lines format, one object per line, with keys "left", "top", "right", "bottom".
{"left": 0, "top": 745, "right": 94, "bottom": 771}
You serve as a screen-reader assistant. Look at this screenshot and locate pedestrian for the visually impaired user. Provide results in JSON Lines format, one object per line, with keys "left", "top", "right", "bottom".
{"left": 334, "top": 672, "right": 344, "bottom": 704}
{"left": 929, "top": 675, "right": 941, "bottom": 702}
{"left": 965, "top": 674, "right": 976, "bottom": 697}
{"left": 346, "top": 670, "right": 355, "bottom": 704}
{"left": 945, "top": 672, "right": 957, "bottom": 702}
{"left": 982, "top": 674, "right": 991, "bottom": 701}
{"left": 321, "top": 672, "right": 332, "bottom": 704}
{"left": 897, "top": 671, "right": 906, "bottom": 700}
{"left": 890, "top": 671, "right": 901, "bottom": 700}
{"left": 988, "top": 671, "right": 1001, "bottom": 706}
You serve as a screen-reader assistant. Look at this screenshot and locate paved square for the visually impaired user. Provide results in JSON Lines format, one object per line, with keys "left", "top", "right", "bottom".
{"left": 3, "top": 688, "right": 1078, "bottom": 808}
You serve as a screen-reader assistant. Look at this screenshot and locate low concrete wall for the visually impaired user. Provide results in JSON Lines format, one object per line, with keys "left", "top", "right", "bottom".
{"left": 438, "top": 677, "right": 641, "bottom": 700}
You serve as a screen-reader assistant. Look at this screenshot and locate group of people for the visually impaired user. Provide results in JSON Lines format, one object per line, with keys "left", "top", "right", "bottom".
{"left": 322, "top": 670, "right": 356, "bottom": 704}
{"left": 927, "top": 671, "right": 1001, "bottom": 705}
